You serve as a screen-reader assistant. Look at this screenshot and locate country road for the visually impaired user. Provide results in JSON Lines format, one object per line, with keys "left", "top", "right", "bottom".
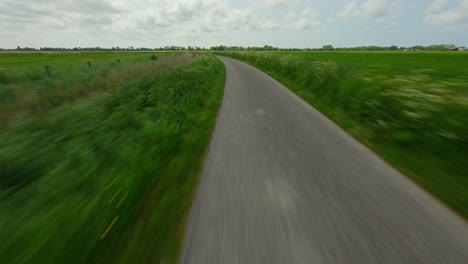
{"left": 181, "top": 56, "right": 468, "bottom": 263}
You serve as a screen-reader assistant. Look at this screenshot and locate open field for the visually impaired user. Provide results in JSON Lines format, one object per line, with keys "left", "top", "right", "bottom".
{"left": 0, "top": 52, "right": 225, "bottom": 263}
{"left": 0, "top": 52, "right": 182, "bottom": 123}
{"left": 217, "top": 51, "right": 468, "bottom": 218}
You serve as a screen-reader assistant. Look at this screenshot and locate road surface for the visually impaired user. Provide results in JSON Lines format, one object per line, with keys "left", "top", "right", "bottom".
{"left": 181, "top": 56, "right": 468, "bottom": 263}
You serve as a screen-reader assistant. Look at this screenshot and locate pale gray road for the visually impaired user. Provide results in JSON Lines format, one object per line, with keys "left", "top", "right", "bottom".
{"left": 181, "top": 57, "right": 468, "bottom": 263}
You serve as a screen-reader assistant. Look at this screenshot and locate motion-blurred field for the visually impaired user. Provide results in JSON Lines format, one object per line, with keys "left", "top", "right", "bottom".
{"left": 0, "top": 52, "right": 178, "bottom": 122}
{"left": 0, "top": 52, "right": 225, "bottom": 263}
{"left": 219, "top": 51, "right": 468, "bottom": 217}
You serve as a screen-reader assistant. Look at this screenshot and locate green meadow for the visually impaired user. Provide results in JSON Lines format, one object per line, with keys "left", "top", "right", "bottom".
{"left": 0, "top": 52, "right": 182, "bottom": 123}
{"left": 0, "top": 52, "right": 225, "bottom": 263}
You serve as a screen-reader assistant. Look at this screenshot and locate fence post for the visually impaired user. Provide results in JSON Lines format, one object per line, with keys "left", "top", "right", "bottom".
{"left": 44, "top": 65, "right": 52, "bottom": 77}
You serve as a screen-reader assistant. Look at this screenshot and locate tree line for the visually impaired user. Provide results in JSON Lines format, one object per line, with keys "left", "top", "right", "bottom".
{"left": 210, "top": 44, "right": 461, "bottom": 51}
{"left": 0, "top": 46, "right": 205, "bottom": 51}
{"left": 1, "top": 44, "right": 461, "bottom": 52}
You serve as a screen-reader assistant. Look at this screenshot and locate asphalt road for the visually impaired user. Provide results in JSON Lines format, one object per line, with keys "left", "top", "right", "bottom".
{"left": 181, "top": 56, "right": 468, "bottom": 263}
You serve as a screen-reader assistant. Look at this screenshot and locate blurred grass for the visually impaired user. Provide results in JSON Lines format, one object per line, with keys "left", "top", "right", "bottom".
{"left": 0, "top": 52, "right": 185, "bottom": 123}
{"left": 0, "top": 54, "right": 225, "bottom": 263}
{"left": 217, "top": 51, "right": 468, "bottom": 218}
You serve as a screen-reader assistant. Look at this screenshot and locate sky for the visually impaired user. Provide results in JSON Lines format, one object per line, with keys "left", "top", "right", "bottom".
{"left": 0, "top": 0, "right": 467, "bottom": 49}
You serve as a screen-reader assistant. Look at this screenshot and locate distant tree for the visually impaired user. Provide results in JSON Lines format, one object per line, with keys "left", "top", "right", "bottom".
{"left": 263, "top": 45, "right": 273, "bottom": 51}
{"left": 429, "top": 44, "right": 455, "bottom": 50}
{"left": 322, "top": 45, "right": 334, "bottom": 51}
{"left": 389, "top": 45, "right": 398, "bottom": 50}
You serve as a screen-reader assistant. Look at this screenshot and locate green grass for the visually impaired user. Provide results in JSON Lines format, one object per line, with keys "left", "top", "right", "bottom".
{"left": 0, "top": 54, "right": 225, "bottom": 263}
{"left": 0, "top": 52, "right": 181, "bottom": 123}
{"left": 217, "top": 51, "right": 468, "bottom": 218}
{"left": 273, "top": 51, "right": 468, "bottom": 77}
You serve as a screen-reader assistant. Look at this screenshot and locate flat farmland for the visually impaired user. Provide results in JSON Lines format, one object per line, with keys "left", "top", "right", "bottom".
{"left": 280, "top": 51, "right": 468, "bottom": 72}
{"left": 0, "top": 52, "right": 177, "bottom": 122}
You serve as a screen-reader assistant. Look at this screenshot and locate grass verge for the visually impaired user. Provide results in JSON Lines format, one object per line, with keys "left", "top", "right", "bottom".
{"left": 0, "top": 55, "right": 225, "bottom": 263}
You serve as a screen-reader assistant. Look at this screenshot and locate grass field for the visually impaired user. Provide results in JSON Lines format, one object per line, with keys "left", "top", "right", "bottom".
{"left": 0, "top": 52, "right": 182, "bottom": 123}
{"left": 218, "top": 51, "right": 468, "bottom": 218}
{"left": 0, "top": 52, "right": 225, "bottom": 263}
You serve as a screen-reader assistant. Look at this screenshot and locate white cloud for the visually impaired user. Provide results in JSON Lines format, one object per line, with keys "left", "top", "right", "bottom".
{"left": 285, "top": 6, "right": 322, "bottom": 30}
{"left": 0, "top": 0, "right": 281, "bottom": 46}
{"left": 361, "top": 0, "right": 390, "bottom": 17}
{"left": 128, "top": 0, "right": 279, "bottom": 33}
{"left": 425, "top": 0, "right": 468, "bottom": 26}
{"left": 337, "top": 0, "right": 392, "bottom": 19}
{"left": 0, "top": 0, "right": 121, "bottom": 29}
{"left": 260, "top": 0, "right": 298, "bottom": 9}
{"left": 427, "top": 0, "right": 449, "bottom": 13}
{"left": 337, "top": 2, "right": 361, "bottom": 18}
{"left": 264, "top": 0, "right": 288, "bottom": 8}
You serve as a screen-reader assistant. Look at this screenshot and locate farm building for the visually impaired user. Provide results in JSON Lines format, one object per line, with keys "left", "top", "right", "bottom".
{"left": 449, "top": 46, "right": 466, "bottom": 51}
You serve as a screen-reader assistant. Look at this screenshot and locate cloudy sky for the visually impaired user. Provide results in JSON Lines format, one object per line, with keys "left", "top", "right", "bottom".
{"left": 0, "top": 0, "right": 467, "bottom": 48}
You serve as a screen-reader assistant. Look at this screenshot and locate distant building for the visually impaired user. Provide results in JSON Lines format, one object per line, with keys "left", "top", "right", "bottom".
{"left": 449, "top": 47, "right": 466, "bottom": 51}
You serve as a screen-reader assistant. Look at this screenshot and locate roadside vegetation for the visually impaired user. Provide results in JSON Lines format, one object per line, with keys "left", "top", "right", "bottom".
{"left": 0, "top": 53, "right": 225, "bottom": 263}
{"left": 218, "top": 51, "right": 468, "bottom": 218}
{"left": 0, "top": 52, "right": 192, "bottom": 123}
